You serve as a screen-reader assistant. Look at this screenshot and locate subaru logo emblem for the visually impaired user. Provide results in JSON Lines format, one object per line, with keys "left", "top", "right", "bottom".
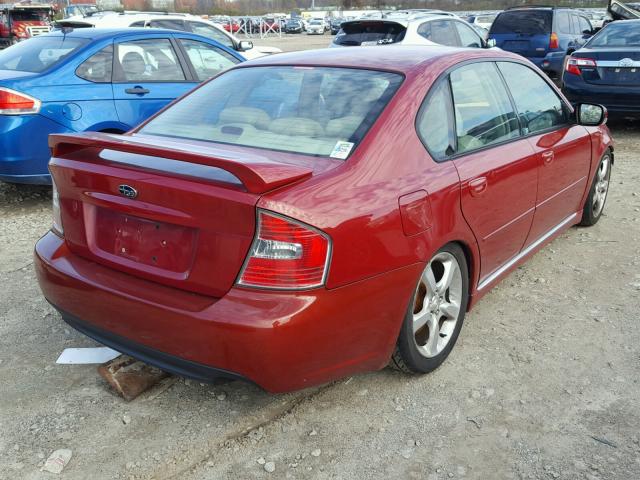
{"left": 118, "top": 184, "right": 138, "bottom": 199}
{"left": 619, "top": 58, "right": 634, "bottom": 68}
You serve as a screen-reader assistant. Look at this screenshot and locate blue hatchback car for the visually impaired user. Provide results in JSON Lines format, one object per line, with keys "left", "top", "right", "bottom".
{"left": 489, "top": 7, "right": 595, "bottom": 79}
{"left": 0, "top": 28, "right": 244, "bottom": 184}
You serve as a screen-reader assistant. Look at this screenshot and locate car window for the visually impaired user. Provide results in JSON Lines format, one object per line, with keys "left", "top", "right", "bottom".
{"left": 416, "top": 80, "right": 455, "bottom": 160}
{"left": 0, "top": 36, "right": 87, "bottom": 73}
{"left": 450, "top": 62, "right": 520, "bottom": 154}
{"left": 140, "top": 66, "right": 403, "bottom": 158}
{"left": 556, "top": 11, "right": 572, "bottom": 34}
{"left": 76, "top": 44, "right": 113, "bottom": 82}
{"left": 149, "top": 19, "right": 186, "bottom": 31}
{"left": 188, "top": 22, "right": 234, "bottom": 48}
{"left": 497, "top": 62, "right": 567, "bottom": 135}
{"left": 333, "top": 21, "right": 406, "bottom": 46}
{"left": 490, "top": 10, "right": 552, "bottom": 35}
{"left": 587, "top": 21, "right": 640, "bottom": 47}
{"left": 129, "top": 21, "right": 145, "bottom": 27}
{"left": 579, "top": 16, "right": 592, "bottom": 33}
{"left": 429, "top": 20, "right": 460, "bottom": 46}
{"left": 115, "top": 39, "right": 185, "bottom": 82}
{"left": 179, "top": 39, "right": 238, "bottom": 81}
{"left": 454, "top": 22, "right": 482, "bottom": 47}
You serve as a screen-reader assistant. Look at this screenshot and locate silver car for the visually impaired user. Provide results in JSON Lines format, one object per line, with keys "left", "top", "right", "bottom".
{"left": 307, "top": 18, "right": 325, "bottom": 35}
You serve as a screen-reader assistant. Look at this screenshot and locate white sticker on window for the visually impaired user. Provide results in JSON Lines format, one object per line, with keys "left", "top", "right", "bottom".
{"left": 330, "top": 141, "right": 354, "bottom": 159}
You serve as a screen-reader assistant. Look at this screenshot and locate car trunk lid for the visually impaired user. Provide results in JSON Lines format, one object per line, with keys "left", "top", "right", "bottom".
{"left": 49, "top": 132, "right": 319, "bottom": 297}
{"left": 578, "top": 50, "right": 640, "bottom": 86}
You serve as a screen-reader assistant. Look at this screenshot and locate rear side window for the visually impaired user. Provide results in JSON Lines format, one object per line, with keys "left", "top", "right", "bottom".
{"left": 497, "top": 62, "right": 567, "bottom": 134}
{"left": 149, "top": 19, "right": 186, "bottom": 31}
{"left": 189, "top": 22, "right": 234, "bottom": 48}
{"left": 428, "top": 20, "right": 460, "bottom": 46}
{"left": 455, "top": 22, "right": 483, "bottom": 47}
{"left": 178, "top": 39, "right": 238, "bottom": 81}
{"left": 450, "top": 62, "right": 520, "bottom": 154}
{"left": 140, "top": 66, "right": 403, "bottom": 158}
{"left": 578, "top": 16, "right": 592, "bottom": 34}
{"left": 490, "top": 10, "right": 552, "bottom": 35}
{"left": 115, "top": 39, "right": 185, "bottom": 82}
{"left": 333, "top": 22, "right": 406, "bottom": 46}
{"left": 556, "top": 12, "right": 572, "bottom": 34}
{"left": 0, "top": 36, "right": 87, "bottom": 73}
{"left": 76, "top": 45, "right": 113, "bottom": 82}
{"left": 417, "top": 80, "right": 455, "bottom": 160}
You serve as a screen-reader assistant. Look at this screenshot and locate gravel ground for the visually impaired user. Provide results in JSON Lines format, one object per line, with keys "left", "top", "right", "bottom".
{"left": 0, "top": 38, "right": 639, "bottom": 479}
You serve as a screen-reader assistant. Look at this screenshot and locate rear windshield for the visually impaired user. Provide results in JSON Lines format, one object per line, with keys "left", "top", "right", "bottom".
{"left": 0, "top": 36, "right": 87, "bottom": 73}
{"left": 490, "top": 10, "right": 552, "bottom": 35}
{"left": 140, "top": 66, "right": 403, "bottom": 158}
{"left": 333, "top": 21, "right": 406, "bottom": 46}
{"left": 587, "top": 21, "right": 640, "bottom": 47}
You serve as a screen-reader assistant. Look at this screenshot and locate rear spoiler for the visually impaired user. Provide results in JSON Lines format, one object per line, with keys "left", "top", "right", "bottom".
{"left": 608, "top": 0, "right": 640, "bottom": 20}
{"left": 49, "top": 132, "right": 313, "bottom": 194}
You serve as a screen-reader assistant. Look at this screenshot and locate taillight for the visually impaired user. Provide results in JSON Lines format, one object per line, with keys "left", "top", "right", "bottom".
{"left": 51, "top": 177, "right": 64, "bottom": 236}
{"left": 238, "top": 210, "right": 331, "bottom": 290}
{"left": 549, "top": 32, "right": 559, "bottom": 49}
{"left": 0, "top": 87, "right": 40, "bottom": 115}
{"left": 566, "top": 57, "right": 597, "bottom": 76}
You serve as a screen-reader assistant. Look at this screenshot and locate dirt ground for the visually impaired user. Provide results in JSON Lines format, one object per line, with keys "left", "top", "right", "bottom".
{"left": 1, "top": 36, "right": 640, "bottom": 480}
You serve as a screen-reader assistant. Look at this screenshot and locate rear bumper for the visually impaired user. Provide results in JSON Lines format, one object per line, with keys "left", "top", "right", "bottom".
{"left": 35, "top": 231, "right": 420, "bottom": 393}
{"left": 562, "top": 78, "right": 640, "bottom": 114}
{"left": 0, "top": 114, "right": 71, "bottom": 184}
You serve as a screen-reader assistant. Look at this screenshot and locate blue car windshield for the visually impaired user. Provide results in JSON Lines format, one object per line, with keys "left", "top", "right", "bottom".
{"left": 587, "top": 22, "right": 640, "bottom": 48}
{"left": 140, "top": 66, "right": 403, "bottom": 158}
{"left": 0, "top": 36, "right": 88, "bottom": 73}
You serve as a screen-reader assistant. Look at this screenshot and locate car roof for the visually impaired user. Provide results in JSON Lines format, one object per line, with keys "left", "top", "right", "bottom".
{"left": 44, "top": 27, "right": 184, "bottom": 40}
{"left": 242, "top": 45, "right": 523, "bottom": 76}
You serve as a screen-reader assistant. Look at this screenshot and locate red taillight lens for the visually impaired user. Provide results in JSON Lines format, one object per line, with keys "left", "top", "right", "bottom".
{"left": 549, "top": 32, "right": 559, "bottom": 49}
{"left": 566, "top": 57, "right": 597, "bottom": 76}
{"left": 0, "top": 87, "right": 40, "bottom": 115}
{"left": 238, "top": 210, "right": 331, "bottom": 290}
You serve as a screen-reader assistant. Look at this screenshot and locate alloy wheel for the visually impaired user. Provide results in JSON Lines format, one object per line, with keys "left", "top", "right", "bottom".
{"left": 592, "top": 154, "right": 610, "bottom": 218}
{"left": 412, "top": 252, "right": 463, "bottom": 358}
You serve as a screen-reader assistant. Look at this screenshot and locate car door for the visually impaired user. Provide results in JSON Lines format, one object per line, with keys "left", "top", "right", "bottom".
{"left": 176, "top": 37, "right": 240, "bottom": 81}
{"left": 112, "top": 36, "right": 196, "bottom": 129}
{"left": 448, "top": 61, "right": 539, "bottom": 281}
{"left": 72, "top": 43, "right": 119, "bottom": 131}
{"left": 497, "top": 61, "right": 592, "bottom": 244}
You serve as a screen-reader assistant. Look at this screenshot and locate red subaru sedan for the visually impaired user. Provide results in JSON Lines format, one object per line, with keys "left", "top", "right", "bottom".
{"left": 35, "top": 47, "right": 613, "bottom": 393}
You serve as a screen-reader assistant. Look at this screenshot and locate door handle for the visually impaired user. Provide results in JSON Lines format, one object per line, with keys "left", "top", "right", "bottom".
{"left": 125, "top": 87, "right": 150, "bottom": 95}
{"left": 468, "top": 177, "right": 488, "bottom": 197}
{"left": 542, "top": 150, "right": 554, "bottom": 165}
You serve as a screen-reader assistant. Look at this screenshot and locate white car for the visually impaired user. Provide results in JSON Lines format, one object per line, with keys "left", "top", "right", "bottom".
{"left": 56, "top": 12, "right": 281, "bottom": 60}
{"left": 306, "top": 18, "right": 325, "bottom": 35}
{"left": 332, "top": 14, "right": 491, "bottom": 49}
{"left": 467, "top": 13, "right": 497, "bottom": 30}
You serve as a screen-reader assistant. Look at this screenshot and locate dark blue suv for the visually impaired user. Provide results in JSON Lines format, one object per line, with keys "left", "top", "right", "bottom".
{"left": 489, "top": 7, "right": 595, "bottom": 79}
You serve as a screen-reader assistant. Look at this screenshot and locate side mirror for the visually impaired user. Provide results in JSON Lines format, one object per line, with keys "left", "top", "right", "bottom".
{"left": 577, "top": 103, "right": 607, "bottom": 126}
{"left": 238, "top": 40, "right": 253, "bottom": 51}
{"left": 485, "top": 38, "right": 497, "bottom": 48}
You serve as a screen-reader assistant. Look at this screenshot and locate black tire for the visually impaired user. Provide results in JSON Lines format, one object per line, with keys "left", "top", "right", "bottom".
{"left": 390, "top": 243, "right": 469, "bottom": 374}
{"left": 580, "top": 150, "right": 612, "bottom": 227}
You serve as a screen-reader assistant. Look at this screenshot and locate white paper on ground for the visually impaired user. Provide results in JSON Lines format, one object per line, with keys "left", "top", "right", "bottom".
{"left": 56, "top": 347, "right": 121, "bottom": 365}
